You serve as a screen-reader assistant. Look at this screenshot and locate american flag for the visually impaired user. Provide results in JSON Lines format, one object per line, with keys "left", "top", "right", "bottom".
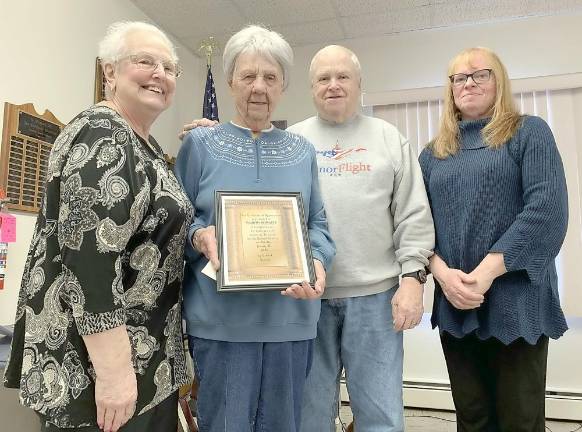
{"left": 202, "top": 65, "right": 219, "bottom": 121}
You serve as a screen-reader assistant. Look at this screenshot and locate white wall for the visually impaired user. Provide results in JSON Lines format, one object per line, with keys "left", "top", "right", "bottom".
{"left": 0, "top": 0, "right": 204, "bottom": 324}
{"left": 212, "top": 13, "right": 582, "bottom": 125}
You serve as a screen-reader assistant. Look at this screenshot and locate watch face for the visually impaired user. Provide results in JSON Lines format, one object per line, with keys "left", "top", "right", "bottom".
{"left": 403, "top": 270, "right": 427, "bottom": 283}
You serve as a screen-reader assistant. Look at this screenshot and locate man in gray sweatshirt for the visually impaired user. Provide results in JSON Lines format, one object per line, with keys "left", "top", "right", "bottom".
{"left": 287, "top": 45, "right": 434, "bottom": 432}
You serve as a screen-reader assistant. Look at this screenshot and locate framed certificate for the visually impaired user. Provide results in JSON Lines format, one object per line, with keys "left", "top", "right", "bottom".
{"left": 215, "top": 191, "right": 315, "bottom": 292}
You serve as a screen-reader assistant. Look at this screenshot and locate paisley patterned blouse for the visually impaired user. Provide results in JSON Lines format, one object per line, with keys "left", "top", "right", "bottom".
{"left": 3, "top": 106, "right": 193, "bottom": 428}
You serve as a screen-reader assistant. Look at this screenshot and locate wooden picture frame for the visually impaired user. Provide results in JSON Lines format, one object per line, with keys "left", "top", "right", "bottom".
{"left": 215, "top": 191, "right": 315, "bottom": 292}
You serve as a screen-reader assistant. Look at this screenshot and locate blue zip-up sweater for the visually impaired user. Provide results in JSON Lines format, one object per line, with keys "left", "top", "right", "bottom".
{"left": 419, "top": 115, "right": 569, "bottom": 345}
{"left": 175, "top": 122, "right": 336, "bottom": 342}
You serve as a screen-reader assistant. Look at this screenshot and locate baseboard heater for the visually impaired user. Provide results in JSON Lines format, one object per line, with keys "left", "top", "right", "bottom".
{"left": 339, "top": 379, "right": 582, "bottom": 421}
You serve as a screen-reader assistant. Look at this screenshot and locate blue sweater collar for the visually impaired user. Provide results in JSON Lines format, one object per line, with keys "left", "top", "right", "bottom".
{"left": 227, "top": 121, "right": 274, "bottom": 138}
{"left": 458, "top": 118, "right": 490, "bottom": 150}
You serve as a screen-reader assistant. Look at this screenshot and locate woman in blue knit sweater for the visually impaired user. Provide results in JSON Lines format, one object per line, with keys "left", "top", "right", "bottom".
{"left": 419, "top": 47, "right": 569, "bottom": 431}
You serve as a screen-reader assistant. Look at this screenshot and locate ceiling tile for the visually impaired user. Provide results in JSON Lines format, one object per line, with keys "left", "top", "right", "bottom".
{"left": 132, "top": 0, "right": 234, "bottom": 23}
{"left": 130, "top": 0, "right": 582, "bottom": 55}
{"left": 431, "top": 0, "right": 488, "bottom": 27}
{"left": 233, "top": 0, "right": 336, "bottom": 25}
{"left": 131, "top": 0, "right": 247, "bottom": 38}
{"left": 333, "top": 0, "right": 391, "bottom": 17}
{"left": 274, "top": 19, "right": 345, "bottom": 46}
{"left": 340, "top": 13, "right": 394, "bottom": 38}
{"left": 489, "top": 0, "right": 528, "bottom": 17}
{"left": 391, "top": 5, "right": 433, "bottom": 33}
{"left": 331, "top": 0, "right": 431, "bottom": 17}
{"left": 526, "top": 0, "right": 582, "bottom": 14}
{"left": 169, "top": 8, "right": 247, "bottom": 38}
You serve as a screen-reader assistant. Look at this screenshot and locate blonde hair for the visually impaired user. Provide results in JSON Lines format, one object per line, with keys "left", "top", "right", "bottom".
{"left": 431, "top": 47, "right": 521, "bottom": 158}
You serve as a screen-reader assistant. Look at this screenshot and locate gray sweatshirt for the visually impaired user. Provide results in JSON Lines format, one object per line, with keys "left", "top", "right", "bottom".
{"left": 288, "top": 114, "right": 434, "bottom": 299}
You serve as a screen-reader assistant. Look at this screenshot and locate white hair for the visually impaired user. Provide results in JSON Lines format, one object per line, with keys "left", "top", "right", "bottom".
{"left": 98, "top": 21, "right": 178, "bottom": 66}
{"left": 223, "top": 25, "right": 293, "bottom": 90}
{"left": 309, "top": 45, "right": 361, "bottom": 83}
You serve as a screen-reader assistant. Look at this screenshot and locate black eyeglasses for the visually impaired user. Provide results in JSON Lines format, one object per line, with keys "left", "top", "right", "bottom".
{"left": 449, "top": 69, "right": 493, "bottom": 87}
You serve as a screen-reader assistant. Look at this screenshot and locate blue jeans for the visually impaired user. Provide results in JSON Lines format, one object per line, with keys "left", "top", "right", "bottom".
{"left": 189, "top": 336, "right": 313, "bottom": 432}
{"left": 300, "top": 288, "right": 404, "bottom": 432}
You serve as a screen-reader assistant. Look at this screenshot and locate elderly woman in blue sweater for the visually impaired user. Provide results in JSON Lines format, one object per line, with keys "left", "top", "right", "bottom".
{"left": 174, "top": 25, "right": 335, "bottom": 432}
{"left": 419, "top": 47, "right": 568, "bottom": 431}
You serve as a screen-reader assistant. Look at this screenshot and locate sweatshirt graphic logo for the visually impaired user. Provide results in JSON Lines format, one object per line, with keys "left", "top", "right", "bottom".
{"left": 316, "top": 142, "right": 371, "bottom": 177}
{"left": 319, "top": 143, "right": 367, "bottom": 160}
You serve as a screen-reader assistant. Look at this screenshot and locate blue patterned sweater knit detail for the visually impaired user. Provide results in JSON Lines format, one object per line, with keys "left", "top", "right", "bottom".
{"left": 175, "top": 122, "right": 336, "bottom": 342}
{"left": 419, "top": 115, "right": 568, "bottom": 345}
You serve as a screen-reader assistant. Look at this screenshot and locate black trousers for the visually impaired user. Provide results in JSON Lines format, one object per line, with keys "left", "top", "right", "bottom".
{"left": 440, "top": 332, "right": 549, "bottom": 432}
{"left": 38, "top": 391, "right": 178, "bottom": 432}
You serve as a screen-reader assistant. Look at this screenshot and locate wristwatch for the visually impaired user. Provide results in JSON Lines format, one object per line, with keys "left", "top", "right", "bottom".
{"left": 402, "top": 269, "right": 428, "bottom": 284}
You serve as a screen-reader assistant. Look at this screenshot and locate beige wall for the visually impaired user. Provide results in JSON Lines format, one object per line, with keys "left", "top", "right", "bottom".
{"left": 0, "top": 0, "right": 204, "bottom": 325}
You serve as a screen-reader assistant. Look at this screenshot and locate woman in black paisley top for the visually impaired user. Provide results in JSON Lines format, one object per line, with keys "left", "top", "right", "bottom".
{"left": 3, "top": 22, "right": 193, "bottom": 432}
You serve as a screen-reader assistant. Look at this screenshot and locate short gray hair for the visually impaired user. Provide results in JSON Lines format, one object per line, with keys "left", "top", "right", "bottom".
{"left": 309, "top": 45, "right": 361, "bottom": 83}
{"left": 223, "top": 25, "right": 293, "bottom": 90}
{"left": 98, "top": 21, "right": 178, "bottom": 66}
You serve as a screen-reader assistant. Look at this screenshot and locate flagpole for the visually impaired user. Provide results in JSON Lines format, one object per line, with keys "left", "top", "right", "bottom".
{"left": 199, "top": 37, "right": 220, "bottom": 121}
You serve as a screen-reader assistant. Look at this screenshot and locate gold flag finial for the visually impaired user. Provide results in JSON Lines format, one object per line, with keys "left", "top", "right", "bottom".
{"left": 198, "top": 37, "right": 219, "bottom": 67}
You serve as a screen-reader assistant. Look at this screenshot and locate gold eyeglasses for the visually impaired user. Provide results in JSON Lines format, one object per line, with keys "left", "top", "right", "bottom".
{"left": 121, "top": 52, "right": 182, "bottom": 78}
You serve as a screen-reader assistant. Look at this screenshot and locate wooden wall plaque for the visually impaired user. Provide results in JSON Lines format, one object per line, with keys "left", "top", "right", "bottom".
{"left": 0, "top": 103, "right": 64, "bottom": 213}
